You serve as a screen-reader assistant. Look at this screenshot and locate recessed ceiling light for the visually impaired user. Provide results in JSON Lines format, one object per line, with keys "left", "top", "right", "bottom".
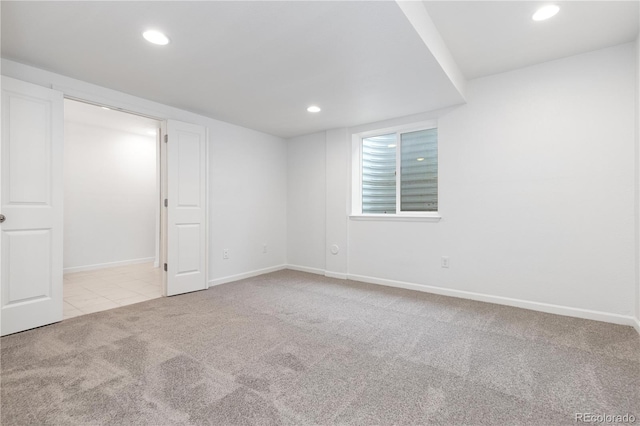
{"left": 532, "top": 5, "right": 559, "bottom": 21}
{"left": 307, "top": 106, "right": 321, "bottom": 113}
{"left": 416, "top": 157, "right": 425, "bottom": 162}
{"left": 143, "top": 30, "right": 170, "bottom": 45}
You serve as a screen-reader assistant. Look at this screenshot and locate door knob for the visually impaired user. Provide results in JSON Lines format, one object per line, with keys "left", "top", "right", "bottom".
{"left": 0, "top": 214, "right": 5, "bottom": 223}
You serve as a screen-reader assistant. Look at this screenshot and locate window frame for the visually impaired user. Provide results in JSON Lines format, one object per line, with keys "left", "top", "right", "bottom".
{"left": 350, "top": 120, "right": 441, "bottom": 222}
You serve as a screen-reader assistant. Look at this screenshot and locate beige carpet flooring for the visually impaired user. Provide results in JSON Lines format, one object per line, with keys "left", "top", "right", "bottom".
{"left": 1, "top": 270, "right": 639, "bottom": 425}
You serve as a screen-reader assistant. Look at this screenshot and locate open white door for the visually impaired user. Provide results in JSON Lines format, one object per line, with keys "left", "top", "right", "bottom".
{"left": 163, "top": 120, "right": 207, "bottom": 296}
{"left": 1, "top": 77, "right": 64, "bottom": 335}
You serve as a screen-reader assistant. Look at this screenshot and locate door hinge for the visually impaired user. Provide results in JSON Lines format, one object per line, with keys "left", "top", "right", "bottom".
{"left": 163, "top": 263, "right": 168, "bottom": 272}
{"left": 164, "top": 198, "right": 168, "bottom": 207}
{"left": 164, "top": 134, "right": 168, "bottom": 143}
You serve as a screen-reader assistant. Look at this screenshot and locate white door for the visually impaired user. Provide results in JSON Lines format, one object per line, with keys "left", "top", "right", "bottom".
{"left": 163, "top": 120, "right": 207, "bottom": 296}
{"left": 1, "top": 77, "right": 64, "bottom": 336}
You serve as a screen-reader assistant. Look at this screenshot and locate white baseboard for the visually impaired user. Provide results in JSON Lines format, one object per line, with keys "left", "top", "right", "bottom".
{"left": 203, "top": 264, "right": 639, "bottom": 331}
{"left": 286, "top": 265, "right": 348, "bottom": 280}
{"left": 285, "top": 264, "right": 325, "bottom": 276}
{"left": 325, "top": 271, "right": 348, "bottom": 280}
{"left": 64, "top": 257, "right": 155, "bottom": 274}
{"left": 208, "top": 264, "right": 287, "bottom": 287}
{"left": 347, "top": 273, "right": 637, "bottom": 327}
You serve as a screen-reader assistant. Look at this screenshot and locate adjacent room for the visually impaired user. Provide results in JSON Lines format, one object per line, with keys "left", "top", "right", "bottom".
{"left": 1, "top": 1, "right": 639, "bottom": 425}
{"left": 63, "top": 100, "right": 162, "bottom": 318}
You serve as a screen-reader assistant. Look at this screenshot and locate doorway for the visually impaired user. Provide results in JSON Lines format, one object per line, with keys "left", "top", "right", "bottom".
{"left": 1, "top": 76, "right": 208, "bottom": 336}
{"left": 62, "top": 99, "right": 162, "bottom": 319}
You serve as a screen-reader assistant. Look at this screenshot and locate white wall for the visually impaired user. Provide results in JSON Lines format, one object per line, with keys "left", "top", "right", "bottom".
{"left": 288, "top": 43, "right": 637, "bottom": 323}
{"left": 636, "top": 34, "right": 640, "bottom": 329}
{"left": 287, "top": 132, "right": 326, "bottom": 272}
{"left": 2, "top": 59, "right": 288, "bottom": 285}
{"left": 210, "top": 124, "right": 287, "bottom": 283}
{"left": 287, "top": 129, "right": 350, "bottom": 278}
{"left": 324, "top": 128, "right": 349, "bottom": 277}
{"left": 64, "top": 121, "right": 157, "bottom": 270}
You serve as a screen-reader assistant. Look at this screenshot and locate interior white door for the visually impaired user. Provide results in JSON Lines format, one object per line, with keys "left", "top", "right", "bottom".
{"left": 1, "top": 77, "right": 64, "bottom": 336}
{"left": 164, "top": 120, "right": 207, "bottom": 296}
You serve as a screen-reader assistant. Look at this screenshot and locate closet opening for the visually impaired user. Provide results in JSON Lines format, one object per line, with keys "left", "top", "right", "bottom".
{"left": 62, "top": 99, "right": 163, "bottom": 319}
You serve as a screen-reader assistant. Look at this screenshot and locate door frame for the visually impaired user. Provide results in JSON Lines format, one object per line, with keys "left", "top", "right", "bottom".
{"left": 0, "top": 77, "right": 210, "bottom": 334}
{"left": 54, "top": 87, "right": 209, "bottom": 299}
{"left": 63, "top": 97, "right": 164, "bottom": 278}
{"left": 63, "top": 97, "right": 169, "bottom": 297}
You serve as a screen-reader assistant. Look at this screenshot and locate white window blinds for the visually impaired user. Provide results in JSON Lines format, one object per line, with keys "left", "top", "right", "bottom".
{"left": 362, "top": 133, "right": 396, "bottom": 214}
{"left": 401, "top": 129, "right": 438, "bottom": 212}
{"left": 361, "top": 127, "right": 438, "bottom": 214}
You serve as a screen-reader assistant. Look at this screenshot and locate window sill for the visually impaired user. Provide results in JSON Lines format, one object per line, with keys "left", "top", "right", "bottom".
{"left": 349, "top": 214, "right": 441, "bottom": 222}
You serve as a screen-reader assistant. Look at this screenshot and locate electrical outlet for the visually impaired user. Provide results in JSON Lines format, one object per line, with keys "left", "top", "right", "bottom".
{"left": 223, "top": 249, "right": 229, "bottom": 260}
{"left": 441, "top": 256, "right": 449, "bottom": 268}
{"left": 263, "top": 244, "right": 267, "bottom": 254}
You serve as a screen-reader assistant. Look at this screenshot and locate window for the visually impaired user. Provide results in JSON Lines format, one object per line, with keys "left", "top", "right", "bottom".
{"left": 353, "top": 123, "right": 439, "bottom": 219}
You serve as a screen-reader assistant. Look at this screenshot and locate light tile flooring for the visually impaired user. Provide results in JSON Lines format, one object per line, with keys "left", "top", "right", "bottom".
{"left": 63, "top": 262, "right": 162, "bottom": 319}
